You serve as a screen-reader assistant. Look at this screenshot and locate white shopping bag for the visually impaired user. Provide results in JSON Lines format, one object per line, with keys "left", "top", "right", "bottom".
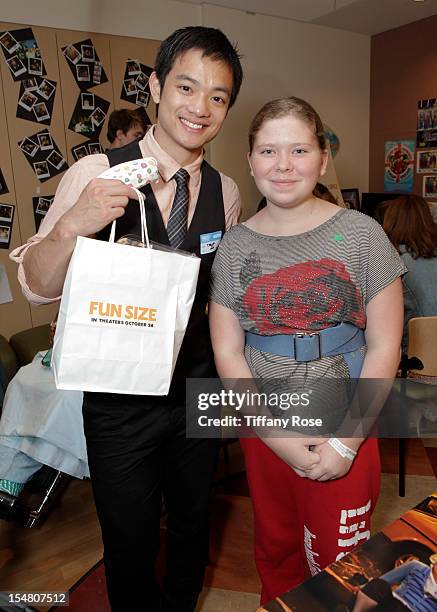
{"left": 52, "top": 187, "right": 200, "bottom": 395}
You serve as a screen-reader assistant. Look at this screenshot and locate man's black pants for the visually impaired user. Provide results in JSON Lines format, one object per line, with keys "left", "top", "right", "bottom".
{"left": 82, "top": 391, "right": 220, "bottom": 612}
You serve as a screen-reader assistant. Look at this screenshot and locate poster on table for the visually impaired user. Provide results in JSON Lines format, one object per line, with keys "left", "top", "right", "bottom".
{"left": 16, "top": 76, "right": 57, "bottom": 126}
{"left": 32, "top": 195, "right": 54, "bottom": 231}
{"left": 0, "top": 28, "right": 46, "bottom": 81}
{"left": 0, "top": 169, "right": 8, "bottom": 195}
{"left": 120, "top": 59, "right": 153, "bottom": 108}
{"left": 417, "top": 149, "right": 437, "bottom": 174}
{"left": 261, "top": 493, "right": 437, "bottom": 612}
{"left": 71, "top": 140, "right": 104, "bottom": 161}
{"left": 417, "top": 98, "right": 437, "bottom": 148}
{"left": 384, "top": 140, "right": 415, "bottom": 192}
{"left": 18, "top": 129, "right": 68, "bottom": 183}
{"left": 0, "top": 202, "right": 14, "bottom": 250}
{"left": 68, "top": 92, "right": 110, "bottom": 139}
{"left": 61, "top": 39, "right": 108, "bottom": 90}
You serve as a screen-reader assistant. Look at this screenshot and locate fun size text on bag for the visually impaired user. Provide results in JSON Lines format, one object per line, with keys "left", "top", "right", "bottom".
{"left": 89, "top": 301, "right": 158, "bottom": 325}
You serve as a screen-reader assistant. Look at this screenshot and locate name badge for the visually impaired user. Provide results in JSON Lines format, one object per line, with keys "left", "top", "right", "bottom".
{"left": 200, "top": 231, "right": 222, "bottom": 255}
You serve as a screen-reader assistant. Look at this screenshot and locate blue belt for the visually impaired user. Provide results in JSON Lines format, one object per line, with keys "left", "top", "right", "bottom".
{"left": 245, "top": 323, "right": 365, "bottom": 363}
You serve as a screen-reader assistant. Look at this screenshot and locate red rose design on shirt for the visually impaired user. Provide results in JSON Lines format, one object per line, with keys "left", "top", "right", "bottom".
{"left": 242, "top": 258, "right": 365, "bottom": 334}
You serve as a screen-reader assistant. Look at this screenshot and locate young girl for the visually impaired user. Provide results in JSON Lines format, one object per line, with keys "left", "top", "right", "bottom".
{"left": 209, "top": 97, "right": 405, "bottom": 604}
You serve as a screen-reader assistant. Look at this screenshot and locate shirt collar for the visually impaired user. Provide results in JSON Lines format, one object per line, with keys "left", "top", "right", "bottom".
{"left": 139, "top": 125, "right": 203, "bottom": 184}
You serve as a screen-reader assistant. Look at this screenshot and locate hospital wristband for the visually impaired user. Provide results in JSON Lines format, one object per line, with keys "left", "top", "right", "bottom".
{"left": 328, "top": 438, "right": 357, "bottom": 461}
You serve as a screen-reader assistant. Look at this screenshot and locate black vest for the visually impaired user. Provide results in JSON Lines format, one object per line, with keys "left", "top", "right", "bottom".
{"left": 96, "top": 139, "right": 226, "bottom": 395}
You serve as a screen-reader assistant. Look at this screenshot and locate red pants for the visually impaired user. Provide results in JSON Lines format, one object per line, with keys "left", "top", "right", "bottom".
{"left": 240, "top": 437, "right": 381, "bottom": 604}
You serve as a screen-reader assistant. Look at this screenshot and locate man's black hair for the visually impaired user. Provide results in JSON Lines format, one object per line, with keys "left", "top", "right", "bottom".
{"left": 154, "top": 26, "right": 243, "bottom": 108}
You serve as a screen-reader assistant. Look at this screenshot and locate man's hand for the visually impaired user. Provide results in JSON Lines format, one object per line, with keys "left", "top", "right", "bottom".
{"left": 57, "top": 178, "right": 138, "bottom": 239}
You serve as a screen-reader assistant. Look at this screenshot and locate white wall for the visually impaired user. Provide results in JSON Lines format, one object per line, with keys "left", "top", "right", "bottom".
{"left": 1, "top": 0, "right": 370, "bottom": 217}
{"left": 202, "top": 4, "right": 370, "bottom": 216}
{"left": 0, "top": 0, "right": 201, "bottom": 40}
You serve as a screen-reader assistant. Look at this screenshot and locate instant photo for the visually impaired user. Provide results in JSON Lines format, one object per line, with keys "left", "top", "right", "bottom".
{"left": 0, "top": 27, "right": 46, "bottom": 81}
{"left": 0, "top": 203, "right": 14, "bottom": 223}
{"left": 18, "top": 90, "right": 37, "bottom": 111}
{"left": 6, "top": 55, "right": 26, "bottom": 78}
{"left": 88, "top": 142, "right": 103, "bottom": 155}
{"left": 71, "top": 143, "right": 89, "bottom": 161}
{"left": 33, "top": 101, "right": 50, "bottom": 122}
{"left": 136, "top": 91, "right": 149, "bottom": 108}
{"left": 423, "top": 175, "right": 437, "bottom": 198}
{"left": 19, "top": 137, "right": 39, "bottom": 157}
{"left": 417, "top": 149, "right": 437, "bottom": 174}
{"left": 0, "top": 31, "right": 20, "bottom": 54}
{"left": 47, "top": 150, "right": 66, "bottom": 170}
{"left": 33, "top": 160, "right": 50, "bottom": 179}
{"left": 37, "top": 132, "right": 53, "bottom": 150}
{"left": 61, "top": 38, "right": 107, "bottom": 90}
{"left": 0, "top": 224, "right": 11, "bottom": 249}
{"left": 22, "top": 77, "right": 37, "bottom": 91}
{"left": 81, "top": 92, "right": 94, "bottom": 110}
{"left": 38, "top": 79, "right": 56, "bottom": 100}
{"left": 120, "top": 60, "right": 152, "bottom": 104}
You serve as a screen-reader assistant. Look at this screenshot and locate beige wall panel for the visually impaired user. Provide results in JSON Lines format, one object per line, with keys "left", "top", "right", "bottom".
{"left": 0, "top": 63, "right": 33, "bottom": 338}
{"left": 56, "top": 30, "right": 114, "bottom": 161}
{"left": 109, "top": 35, "right": 160, "bottom": 124}
{"left": 0, "top": 22, "right": 61, "bottom": 335}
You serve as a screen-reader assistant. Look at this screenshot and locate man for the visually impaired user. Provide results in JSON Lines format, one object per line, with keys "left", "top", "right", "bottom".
{"left": 106, "top": 108, "right": 148, "bottom": 149}
{"left": 10, "top": 26, "right": 243, "bottom": 612}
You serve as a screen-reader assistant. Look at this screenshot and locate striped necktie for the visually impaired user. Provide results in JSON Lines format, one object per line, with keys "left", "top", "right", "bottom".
{"left": 167, "top": 168, "right": 189, "bottom": 248}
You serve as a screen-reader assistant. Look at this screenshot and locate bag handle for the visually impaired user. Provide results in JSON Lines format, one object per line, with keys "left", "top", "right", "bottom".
{"left": 108, "top": 187, "right": 150, "bottom": 249}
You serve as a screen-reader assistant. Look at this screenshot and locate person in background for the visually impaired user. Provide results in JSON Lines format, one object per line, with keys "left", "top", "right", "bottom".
{"left": 10, "top": 26, "right": 243, "bottom": 612}
{"left": 380, "top": 194, "right": 437, "bottom": 353}
{"left": 106, "top": 108, "right": 148, "bottom": 149}
{"left": 209, "top": 96, "right": 404, "bottom": 604}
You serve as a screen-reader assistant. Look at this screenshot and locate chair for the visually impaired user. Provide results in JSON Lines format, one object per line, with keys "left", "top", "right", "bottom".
{"left": 398, "top": 316, "right": 437, "bottom": 497}
{"left": 0, "top": 324, "right": 70, "bottom": 528}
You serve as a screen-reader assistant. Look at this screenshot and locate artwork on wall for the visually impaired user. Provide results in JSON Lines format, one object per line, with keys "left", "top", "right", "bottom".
{"left": 0, "top": 28, "right": 46, "bottom": 81}
{"left": 62, "top": 39, "right": 108, "bottom": 90}
{"left": 16, "top": 76, "right": 57, "bottom": 125}
{"left": 19, "top": 129, "right": 68, "bottom": 182}
{"left": 416, "top": 149, "right": 437, "bottom": 174}
{"left": 422, "top": 175, "right": 437, "bottom": 198}
{"left": 384, "top": 140, "right": 415, "bottom": 193}
{"left": 68, "top": 92, "right": 110, "bottom": 138}
{"left": 417, "top": 98, "right": 437, "bottom": 148}
{"left": 340, "top": 188, "right": 360, "bottom": 210}
{"left": 0, "top": 202, "right": 14, "bottom": 249}
{"left": 71, "top": 140, "right": 104, "bottom": 161}
{"left": 0, "top": 169, "right": 8, "bottom": 195}
{"left": 32, "top": 195, "right": 54, "bottom": 230}
{"left": 120, "top": 59, "right": 152, "bottom": 108}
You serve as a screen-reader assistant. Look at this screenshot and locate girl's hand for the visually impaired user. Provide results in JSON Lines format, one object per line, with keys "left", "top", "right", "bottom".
{"left": 305, "top": 441, "right": 354, "bottom": 481}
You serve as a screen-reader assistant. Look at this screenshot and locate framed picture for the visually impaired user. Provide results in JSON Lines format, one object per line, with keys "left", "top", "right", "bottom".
{"left": 341, "top": 188, "right": 360, "bottom": 210}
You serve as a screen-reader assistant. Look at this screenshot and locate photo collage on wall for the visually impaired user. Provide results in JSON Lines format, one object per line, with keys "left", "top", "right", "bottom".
{"left": 68, "top": 92, "right": 110, "bottom": 139}
{"left": 19, "top": 129, "right": 68, "bottom": 183}
{"left": 0, "top": 202, "right": 15, "bottom": 249}
{"left": 416, "top": 98, "right": 437, "bottom": 203}
{"left": 120, "top": 59, "right": 152, "bottom": 109}
{"left": 32, "top": 195, "right": 54, "bottom": 231}
{"left": 0, "top": 28, "right": 46, "bottom": 82}
{"left": 16, "top": 76, "right": 57, "bottom": 125}
{"left": 62, "top": 38, "right": 109, "bottom": 154}
{"left": 62, "top": 39, "right": 108, "bottom": 90}
{"left": 71, "top": 140, "right": 104, "bottom": 161}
